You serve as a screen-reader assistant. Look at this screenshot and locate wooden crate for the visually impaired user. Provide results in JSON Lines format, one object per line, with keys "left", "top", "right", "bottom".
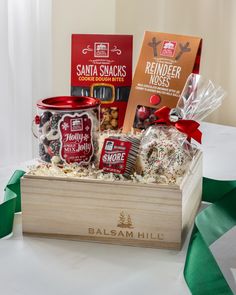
{"left": 21, "top": 151, "right": 202, "bottom": 250}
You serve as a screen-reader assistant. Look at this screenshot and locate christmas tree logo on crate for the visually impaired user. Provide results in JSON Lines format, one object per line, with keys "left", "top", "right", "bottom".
{"left": 117, "top": 211, "right": 133, "bottom": 229}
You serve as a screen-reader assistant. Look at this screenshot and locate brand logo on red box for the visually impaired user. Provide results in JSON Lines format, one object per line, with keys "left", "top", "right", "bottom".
{"left": 160, "top": 40, "right": 177, "bottom": 57}
{"left": 71, "top": 118, "right": 83, "bottom": 131}
{"left": 94, "top": 42, "right": 109, "bottom": 58}
{"left": 105, "top": 140, "right": 114, "bottom": 151}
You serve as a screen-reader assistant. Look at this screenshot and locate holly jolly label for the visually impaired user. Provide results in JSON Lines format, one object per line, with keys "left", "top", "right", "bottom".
{"left": 58, "top": 113, "right": 94, "bottom": 164}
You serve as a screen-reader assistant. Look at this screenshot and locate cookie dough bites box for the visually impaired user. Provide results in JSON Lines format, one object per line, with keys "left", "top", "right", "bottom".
{"left": 71, "top": 34, "right": 133, "bottom": 131}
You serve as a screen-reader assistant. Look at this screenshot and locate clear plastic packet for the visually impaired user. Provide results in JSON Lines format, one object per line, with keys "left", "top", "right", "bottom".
{"left": 137, "top": 74, "right": 226, "bottom": 184}
{"left": 176, "top": 73, "right": 225, "bottom": 121}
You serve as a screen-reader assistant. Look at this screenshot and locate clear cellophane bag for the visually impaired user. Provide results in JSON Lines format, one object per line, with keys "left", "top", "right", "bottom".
{"left": 137, "top": 74, "right": 226, "bottom": 184}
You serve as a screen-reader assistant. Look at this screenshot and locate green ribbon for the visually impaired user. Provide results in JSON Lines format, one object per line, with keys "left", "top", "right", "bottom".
{"left": 0, "top": 170, "right": 25, "bottom": 238}
{"left": 1, "top": 171, "right": 235, "bottom": 294}
{"left": 184, "top": 178, "right": 236, "bottom": 295}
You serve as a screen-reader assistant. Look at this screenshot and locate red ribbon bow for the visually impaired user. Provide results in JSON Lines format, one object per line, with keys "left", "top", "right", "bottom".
{"left": 153, "top": 106, "right": 202, "bottom": 144}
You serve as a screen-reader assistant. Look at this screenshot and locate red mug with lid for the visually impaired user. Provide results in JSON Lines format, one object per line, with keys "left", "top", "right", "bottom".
{"left": 35, "top": 96, "right": 100, "bottom": 165}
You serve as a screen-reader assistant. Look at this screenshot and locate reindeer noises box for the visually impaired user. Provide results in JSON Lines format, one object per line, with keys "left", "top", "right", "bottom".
{"left": 21, "top": 151, "right": 202, "bottom": 250}
{"left": 123, "top": 31, "right": 202, "bottom": 132}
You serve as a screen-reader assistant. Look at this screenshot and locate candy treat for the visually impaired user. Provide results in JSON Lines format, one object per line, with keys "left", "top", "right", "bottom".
{"left": 101, "top": 107, "right": 119, "bottom": 131}
{"left": 138, "top": 74, "right": 225, "bottom": 182}
{"left": 99, "top": 135, "right": 140, "bottom": 178}
{"left": 133, "top": 105, "right": 158, "bottom": 130}
{"left": 137, "top": 106, "right": 150, "bottom": 120}
{"left": 47, "top": 129, "right": 60, "bottom": 141}
{"left": 137, "top": 126, "right": 193, "bottom": 183}
{"left": 39, "top": 143, "right": 46, "bottom": 158}
{"left": 48, "top": 140, "right": 60, "bottom": 157}
{"left": 41, "top": 135, "right": 50, "bottom": 146}
{"left": 39, "top": 143, "right": 51, "bottom": 163}
{"left": 50, "top": 113, "right": 62, "bottom": 129}
{"left": 40, "top": 111, "right": 52, "bottom": 127}
{"left": 36, "top": 96, "right": 100, "bottom": 166}
{"left": 41, "top": 121, "right": 51, "bottom": 135}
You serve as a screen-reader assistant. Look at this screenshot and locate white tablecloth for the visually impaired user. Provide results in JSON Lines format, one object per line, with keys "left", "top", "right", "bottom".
{"left": 0, "top": 122, "right": 236, "bottom": 295}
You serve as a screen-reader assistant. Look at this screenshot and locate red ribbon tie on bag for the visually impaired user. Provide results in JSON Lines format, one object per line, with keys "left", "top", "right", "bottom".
{"left": 153, "top": 106, "right": 202, "bottom": 144}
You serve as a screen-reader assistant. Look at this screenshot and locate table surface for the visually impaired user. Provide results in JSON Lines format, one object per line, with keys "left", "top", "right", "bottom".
{"left": 0, "top": 122, "right": 236, "bottom": 295}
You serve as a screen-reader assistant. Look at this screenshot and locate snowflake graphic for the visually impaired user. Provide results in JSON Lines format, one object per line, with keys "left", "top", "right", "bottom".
{"left": 83, "top": 134, "right": 90, "bottom": 142}
{"left": 62, "top": 122, "right": 69, "bottom": 131}
{"left": 85, "top": 126, "right": 90, "bottom": 131}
